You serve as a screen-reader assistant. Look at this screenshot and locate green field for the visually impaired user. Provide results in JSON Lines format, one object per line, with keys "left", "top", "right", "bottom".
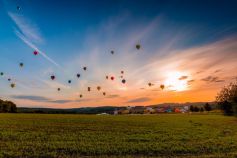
{"left": 0, "top": 114, "right": 237, "bottom": 158}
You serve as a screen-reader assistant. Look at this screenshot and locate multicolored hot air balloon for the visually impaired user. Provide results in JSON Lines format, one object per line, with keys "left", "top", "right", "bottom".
{"left": 160, "top": 84, "right": 165, "bottom": 90}
{"left": 51, "top": 75, "right": 55, "bottom": 80}
{"left": 136, "top": 44, "right": 141, "bottom": 50}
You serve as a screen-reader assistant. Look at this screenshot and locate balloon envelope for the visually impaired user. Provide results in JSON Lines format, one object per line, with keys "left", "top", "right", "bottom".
{"left": 51, "top": 75, "right": 55, "bottom": 80}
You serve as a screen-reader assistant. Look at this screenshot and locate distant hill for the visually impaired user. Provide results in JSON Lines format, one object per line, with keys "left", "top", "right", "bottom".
{"left": 17, "top": 102, "right": 216, "bottom": 114}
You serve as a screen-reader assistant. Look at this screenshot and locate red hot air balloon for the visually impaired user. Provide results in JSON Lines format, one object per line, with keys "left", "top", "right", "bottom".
{"left": 111, "top": 76, "right": 115, "bottom": 80}
{"left": 33, "top": 51, "right": 38, "bottom": 55}
{"left": 51, "top": 75, "right": 55, "bottom": 80}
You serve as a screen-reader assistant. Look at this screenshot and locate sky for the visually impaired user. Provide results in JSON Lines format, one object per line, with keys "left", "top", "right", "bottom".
{"left": 0, "top": 0, "right": 237, "bottom": 108}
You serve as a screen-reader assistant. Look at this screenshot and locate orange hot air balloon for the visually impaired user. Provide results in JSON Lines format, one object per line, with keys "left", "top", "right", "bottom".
{"left": 97, "top": 86, "right": 101, "bottom": 91}
{"left": 160, "top": 84, "right": 165, "bottom": 90}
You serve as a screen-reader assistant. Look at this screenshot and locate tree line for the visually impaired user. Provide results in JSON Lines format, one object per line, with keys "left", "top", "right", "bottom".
{"left": 216, "top": 79, "right": 237, "bottom": 116}
{"left": 0, "top": 99, "right": 17, "bottom": 113}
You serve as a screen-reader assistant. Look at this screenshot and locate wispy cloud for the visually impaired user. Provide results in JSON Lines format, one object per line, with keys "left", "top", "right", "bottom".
{"left": 7, "top": 12, "right": 60, "bottom": 67}
{"left": 8, "top": 12, "right": 43, "bottom": 44}
{"left": 127, "top": 97, "right": 151, "bottom": 103}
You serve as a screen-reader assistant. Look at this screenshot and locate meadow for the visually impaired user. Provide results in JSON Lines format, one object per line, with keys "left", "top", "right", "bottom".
{"left": 0, "top": 114, "right": 237, "bottom": 158}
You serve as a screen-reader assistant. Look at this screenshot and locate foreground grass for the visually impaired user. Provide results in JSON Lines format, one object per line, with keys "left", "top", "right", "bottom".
{"left": 0, "top": 114, "right": 236, "bottom": 157}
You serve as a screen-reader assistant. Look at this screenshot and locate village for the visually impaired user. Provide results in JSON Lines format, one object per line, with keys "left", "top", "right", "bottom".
{"left": 111, "top": 103, "right": 213, "bottom": 115}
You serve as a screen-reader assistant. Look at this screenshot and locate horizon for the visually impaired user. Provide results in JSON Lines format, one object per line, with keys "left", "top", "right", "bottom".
{"left": 1, "top": 0, "right": 237, "bottom": 108}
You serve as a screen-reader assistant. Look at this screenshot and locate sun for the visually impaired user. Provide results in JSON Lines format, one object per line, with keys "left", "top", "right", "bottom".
{"left": 164, "top": 71, "right": 188, "bottom": 91}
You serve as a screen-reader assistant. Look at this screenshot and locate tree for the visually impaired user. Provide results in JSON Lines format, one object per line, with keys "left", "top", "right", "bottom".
{"left": 216, "top": 80, "right": 237, "bottom": 116}
{"left": 0, "top": 99, "right": 17, "bottom": 113}
{"left": 200, "top": 107, "right": 204, "bottom": 112}
{"left": 204, "top": 103, "right": 212, "bottom": 111}
{"left": 190, "top": 105, "right": 194, "bottom": 112}
{"left": 193, "top": 106, "right": 200, "bottom": 112}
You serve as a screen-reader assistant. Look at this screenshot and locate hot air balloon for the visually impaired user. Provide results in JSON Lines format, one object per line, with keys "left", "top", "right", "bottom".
{"left": 106, "top": 76, "right": 109, "bottom": 80}
{"left": 97, "top": 86, "right": 101, "bottom": 91}
{"left": 103, "top": 92, "right": 106, "bottom": 96}
{"left": 110, "top": 50, "right": 114, "bottom": 55}
{"left": 88, "top": 87, "right": 91, "bottom": 92}
{"left": 160, "top": 84, "right": 165, "bottom": 90}
{"left": 57, "top": 88, "right": 61, "bottom": 91}
{"left": 68, "top": 80, "right": 72, "bottom": 84}
{"left": 111, "top": 76, "right": 115, "bottom": 80}
{"left": 136, "top": 44, "right": 141, "bottom": 50}
{"left": 121, "top": 71, "right": 124, "bottom": 74}
{"left": 77, "top": 74, "right": 80, "bottom": 78}
{"left": 122, "top": 79, "right": 126, "bottom": 84}
{"left": 8, "top": 78, "right": 11, "bottom": 82}
{"left": 148, "top": 82, "right": 154, "bottom": 87}
{"left": 120, "top": 76, "right": 123, "bottom": 78}
{"left": 0, "top": 72, "right": 3, "bottom": 76}
{"left": 19, "top": 62, "right": 24, "bottom": 67}
{"left": 83, "top": 67, "right": 87, "bottom": 71}
{"left": 51, "top": 75, "right": 55, "bottom": 80}
{"left": 33, "top": 51, "right": 38, "bottom": 55}
{"left": 79, "top": 94, "right": 83, "bottom": 98}
{"left": 10, "top": 83, "right": 15, "bottom": 88}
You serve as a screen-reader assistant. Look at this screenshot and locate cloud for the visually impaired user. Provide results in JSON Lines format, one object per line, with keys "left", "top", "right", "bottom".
{"left": 8, "top": 13, "right": 43, "bottom": 44}
{"left": 127, "top": 97, "right": 151, "bottom": 103}
{"left": 106, "top": 95, "right": 120, "bottom": 98}
{"left": 11, "top": 95, "right": 87, "bottom": 104}
{"left": 7, "top": 12, "right": 60, "bottom": 67}
{"left": 179, "top": 76, "right": 188, "bottom": 80}
{"left": 15, "top": 30, "right": 60, "bottom": 67}
{"left": 12, "top": 95, "right": 50, "bottom": 102}
{"left": 201, "top": 76, "right": 225, "bottom": 83}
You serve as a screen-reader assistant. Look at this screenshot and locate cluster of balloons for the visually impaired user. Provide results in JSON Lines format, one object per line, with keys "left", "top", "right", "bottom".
{"left": 2, "top": 2, "right": 166, "bottom": 98}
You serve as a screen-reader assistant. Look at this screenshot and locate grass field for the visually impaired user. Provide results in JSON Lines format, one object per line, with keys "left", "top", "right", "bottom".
{"left": 0, "top": 114, "right": 237, "bottom": 158}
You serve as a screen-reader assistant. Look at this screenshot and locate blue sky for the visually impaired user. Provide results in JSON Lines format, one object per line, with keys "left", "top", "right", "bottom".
{"left": 0, "top": 0, "right": 237, "bottom": 108}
